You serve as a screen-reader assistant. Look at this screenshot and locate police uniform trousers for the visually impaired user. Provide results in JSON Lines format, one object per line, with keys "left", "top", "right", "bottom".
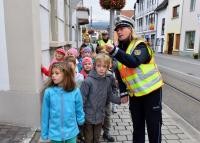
{"left": 129, "top": 87, "right": 162, "bottom": 143}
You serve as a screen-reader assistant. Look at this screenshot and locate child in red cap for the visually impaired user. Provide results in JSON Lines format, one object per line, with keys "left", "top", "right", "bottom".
{"left": 80, "top": 57, "right": 93, "bottom": 79}
{"left": 41, "top": 47, "right": 66, "bottom": 76}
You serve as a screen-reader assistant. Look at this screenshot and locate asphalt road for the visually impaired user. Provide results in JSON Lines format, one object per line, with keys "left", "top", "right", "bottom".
{"left": 155, "top": 54, "right": 200, "bottom": 132}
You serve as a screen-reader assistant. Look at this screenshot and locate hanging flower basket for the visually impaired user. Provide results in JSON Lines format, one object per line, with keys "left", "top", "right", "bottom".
{"left": 100, "top": 0, "right": 110, "bottom": 10}
{"left": 100, "top": 0, "right": 126, "bottom": 10}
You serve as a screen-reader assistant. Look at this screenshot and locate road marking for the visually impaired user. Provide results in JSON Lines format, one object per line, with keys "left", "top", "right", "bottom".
{"left": 156, "top": 55, "right": 200, "bottom": 66}
{"left": 158, "top": 65, "right": 200, "bottom": 80}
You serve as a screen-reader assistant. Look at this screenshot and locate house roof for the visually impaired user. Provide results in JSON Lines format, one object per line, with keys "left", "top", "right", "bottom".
{"left": 120, "top": 10, "right": 135, "bottom": 19}
{"left": 155, "top": 0, "right": 168, "bottom": 12}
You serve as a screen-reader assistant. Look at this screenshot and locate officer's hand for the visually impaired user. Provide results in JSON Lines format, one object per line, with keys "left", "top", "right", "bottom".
{"left": 105, "top": 44, "right": 114, "bottom": 53}
{"left": 121, "top": 96, "right": 129, "bottom": 104}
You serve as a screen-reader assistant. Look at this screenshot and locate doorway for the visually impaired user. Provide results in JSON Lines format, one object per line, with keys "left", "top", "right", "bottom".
{"left": 168, "top": 33, "right": 174, "bottom": 54}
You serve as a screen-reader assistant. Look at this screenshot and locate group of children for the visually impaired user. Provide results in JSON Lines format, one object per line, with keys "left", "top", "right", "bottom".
{"left": 40, "top": 45, "right": 124, "bottom": 143}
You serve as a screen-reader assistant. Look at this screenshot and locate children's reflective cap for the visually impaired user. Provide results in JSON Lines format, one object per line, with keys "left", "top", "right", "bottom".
{"left": 56, "top": 48, "right": 66, "bottom": 55}
{"left": 114, "top": 15, "right": 134, "bottom": 31}
{"left": 67, "top": 48, "right": 78, "bottom": 57}
{"left": 82, "top": 57, "right": 92, "bottom": 65}
{"left": 82, "top": 46, "right": 92, "bottom": 53}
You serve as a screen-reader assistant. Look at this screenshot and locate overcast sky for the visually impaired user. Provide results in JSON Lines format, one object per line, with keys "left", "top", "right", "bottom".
{"left": 83, "top": 0, "right": 136, "bottom": 22}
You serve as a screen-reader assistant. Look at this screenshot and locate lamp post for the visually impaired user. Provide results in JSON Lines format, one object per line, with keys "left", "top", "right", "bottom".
{"left": 99, "top": 0, "right": 126, "bottom": 40}
{"left": 109, "top": 9, "right": 114, "bottom": 40}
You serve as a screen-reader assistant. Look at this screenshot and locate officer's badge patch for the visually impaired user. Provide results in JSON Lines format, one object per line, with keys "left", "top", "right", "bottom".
{"left": 134, "top": 50, "right": 141, "bottom": 55}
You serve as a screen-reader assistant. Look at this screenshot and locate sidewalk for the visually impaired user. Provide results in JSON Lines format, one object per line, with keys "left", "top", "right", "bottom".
{"left": 1, "top": 103, "right": 200, "bottom": 143}
{"left": 99, "top": 103, "right": 200, "bottom": 143}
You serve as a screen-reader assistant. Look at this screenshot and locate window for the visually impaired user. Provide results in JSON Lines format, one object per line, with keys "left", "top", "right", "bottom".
{"left": 185, "top": 31, "right": 195, "bottom": 50}
{"left": 149, "top": 13, "right": 155, "bottom": 24}
{"left": 190, "top": 0, "right": 196, "bottom": 11}
{"left": 161, "top": 18, "right": 165, "bottom": 35}
{"left": 139, "top": 18, "right": 143, "bottom": 31}
{"left": 172, "top": 5, "right": 180, "bottom": 18}
{"left": 145, "top": 15, "right": 148, "bottom": 27}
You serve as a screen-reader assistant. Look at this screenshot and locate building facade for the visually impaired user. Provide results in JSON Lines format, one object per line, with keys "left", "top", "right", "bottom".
{"left": 135, "top": 0, "right": 158, "bottom": 50}
{"left": 164, "top": 0, "right": 183, "bottom": 54}
{"left": 155, "top": 0, "right": 168, "bottom": 53}
{"left": 0, "top": 0, "right": 89, "bottom": 128}
{"left": 179, "top": 0, "right": 200, "bottom": 58}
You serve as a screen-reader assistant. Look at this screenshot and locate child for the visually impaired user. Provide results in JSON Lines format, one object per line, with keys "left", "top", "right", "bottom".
{"left": 65, "top": 56, "right": 84, "bottom": 88}
{"left": 78, "top": 46, "right": 92, "bottom": 72}
{"left": 41, "top": 48, "right": 65, "bottom": 76}
{"left": 102, "top": 57, "right": 119, "bottom": 142}
{"left": 80, "top": 57, "right": 93, "bottom": 79}
{"left": 80, "top": 53, "right": 123, "bottom": 143}
{"left": 41, "top": 62, "right": 85, "bottom": 143}
{"left": 66, "top": 48, "right": 80, "bottom": 73}
{"left": 67, "top": 47, "right": 79, "bottom": 58}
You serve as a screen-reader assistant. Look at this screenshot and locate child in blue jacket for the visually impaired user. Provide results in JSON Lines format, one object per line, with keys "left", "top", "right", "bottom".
{"left": 41, "top": 62, "right": 85, "bottom": 143}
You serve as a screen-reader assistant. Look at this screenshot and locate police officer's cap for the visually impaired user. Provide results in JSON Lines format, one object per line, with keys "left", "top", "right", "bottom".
{"left": 115, "top": 15, "right": 134, "bottom": 31}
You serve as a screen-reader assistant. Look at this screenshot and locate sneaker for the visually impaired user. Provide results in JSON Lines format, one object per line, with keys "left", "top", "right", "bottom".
{"left": 103, "top": 133, "right": 115, "bottom": 142}
{"left": 112, "top": 107, "right": 117, "bottom": 113}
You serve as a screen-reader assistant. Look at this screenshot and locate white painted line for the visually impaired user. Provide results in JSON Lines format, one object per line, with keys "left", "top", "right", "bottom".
{"left": 158, "top": 65, "right": 200, "bottom": 80}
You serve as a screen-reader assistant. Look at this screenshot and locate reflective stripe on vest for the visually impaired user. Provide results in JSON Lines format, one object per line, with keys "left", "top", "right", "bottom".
{"left": 117, "top": 39, "right": 163, "bottom": 97}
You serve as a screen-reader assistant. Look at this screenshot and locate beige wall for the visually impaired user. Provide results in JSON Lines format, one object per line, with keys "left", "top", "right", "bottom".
{"left": 179, "top": 0, "right": 200, "bottom": 54}
{"left": 0, "top": 0, "right": 42, "bottom": 127}
{"left": 164, "top": 0, "right": 183, "bottom": 52}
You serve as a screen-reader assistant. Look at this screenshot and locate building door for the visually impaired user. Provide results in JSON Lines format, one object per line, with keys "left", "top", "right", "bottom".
{"left": 175, "top": 34, "right": 180, "bottom": 50}
{"left": 168, "top": 33, "right": 174, "bottom": 54}
{"left": 161, "top": 38, "right": 164, "bottom": 53}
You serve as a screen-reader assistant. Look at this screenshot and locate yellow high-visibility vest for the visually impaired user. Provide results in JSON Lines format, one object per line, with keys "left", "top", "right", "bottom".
{"left": 98, "top": 39, "right": 113, "bottom": 47}
{"left": 117, "top": 39, "right": 163, "bottom": 97}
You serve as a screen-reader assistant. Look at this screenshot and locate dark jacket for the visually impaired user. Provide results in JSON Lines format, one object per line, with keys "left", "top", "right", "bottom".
{"left": 80, "top": 69, "right": 121, "bottom": 124}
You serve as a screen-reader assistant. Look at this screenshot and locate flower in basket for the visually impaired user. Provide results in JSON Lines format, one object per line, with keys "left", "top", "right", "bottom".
{"left": 100, "top": 0, "right": 111, "bottom": 10}
{"left": 99, "top": 0, "right": 126, "bottom": 10}
{"left": 110, "top": 0, "right": 126, "bottom": 10}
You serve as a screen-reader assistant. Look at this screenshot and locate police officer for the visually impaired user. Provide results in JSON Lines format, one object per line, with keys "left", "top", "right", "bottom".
{"left": 96, "top": 30, "right": 113, "bottom": 54}
{"left": 105, "top": 15, "right": 164, "bottom": 143}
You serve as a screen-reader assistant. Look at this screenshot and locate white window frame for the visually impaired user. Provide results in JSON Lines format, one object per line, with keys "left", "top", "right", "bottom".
{"left": 185, "top": 31, "right": 195, "bottom": 50}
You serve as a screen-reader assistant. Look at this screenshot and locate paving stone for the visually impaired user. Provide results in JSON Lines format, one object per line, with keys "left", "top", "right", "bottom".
{"left": 168, "top": 125, "right": 178, "bottom": 129}
{"left": 162, "top": 129, "right": 172, "bottom": 135}
{"left": 119, "top": 130, "right": 132, "bottom": 135}
{"left": 169, "top": 128, "right": 184, "bottom": 134}
{"left": 166, "top": 140, "right": 180, "bottom": 143}
{"left": 165, "top": 134, "right": 180, "bottom": 140}
{"left": 116, "top": 135, "right": 127, "bottom": 141}
{"left": 177, "top": 134, "right": 190, "bottom": 140}
{"left": 123, "top": 141, "right": 132, "bottom": 143}
{"left": 115, "top": 125, "right": 126, "bottom": 130}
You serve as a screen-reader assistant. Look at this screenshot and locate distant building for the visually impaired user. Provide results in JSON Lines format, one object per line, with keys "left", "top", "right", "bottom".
{"left": 155, "top": 0, "right": 168, "bottom": 53}
{"left": 134, "top": 0, "right": 159, "bottom": 50}
{"left": 179, "top": 0, "right": 200, "bottom": 58}
{"left": 120, "top": 10, "right": 135, "bottom": 19}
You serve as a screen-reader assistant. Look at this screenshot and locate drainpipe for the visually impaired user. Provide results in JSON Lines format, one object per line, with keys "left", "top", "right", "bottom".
{"left": 154, "top": 10, "right": 158, "bottom": 53}
{"left": 154, "top": 0, "right": 159, "bottom": 53}
{"left": 180, "top": 0, "right": 184, "bottom": 55}
{"left": 69, "top": 1, "right": 72, "bottom": 42}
